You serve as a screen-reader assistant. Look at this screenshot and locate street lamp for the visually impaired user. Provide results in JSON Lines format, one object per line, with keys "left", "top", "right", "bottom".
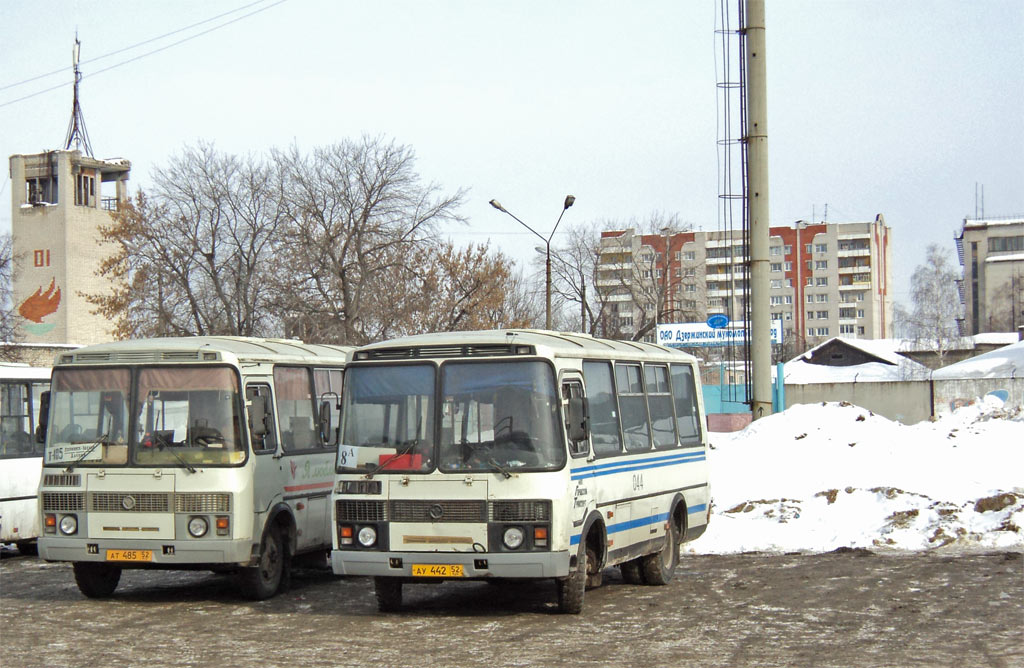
{"left": 489, "top": 195, "right": 575, "bottom": 330}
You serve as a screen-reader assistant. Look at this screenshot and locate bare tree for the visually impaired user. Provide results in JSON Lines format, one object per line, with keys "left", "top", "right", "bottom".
{"left": 402, "top": 242, "right": 533, "bottom": 334}
{"left": 273, "top": 137, "right": 466, "bottom": 345}
{"left": 588, "top": 214, "right": 701, "bottom": 341}
{"left": 88, "top": 144, "right": 286, "bottom": 338}
{"left": 0, "top": 233, "right": 23, "bottom": 360}
{"left": 904, "top": 243, "right": 962, "bottom": 364}
{"left": 985, "top": 269, "right": 1024, "bottom": 333}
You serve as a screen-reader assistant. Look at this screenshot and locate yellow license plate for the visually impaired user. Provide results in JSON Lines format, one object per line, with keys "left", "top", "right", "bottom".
{"left": 411, "top": 563, "right": 464, "bottom": 578}
{"left": 106, "top": 549, "right": 153, "bottom": 562}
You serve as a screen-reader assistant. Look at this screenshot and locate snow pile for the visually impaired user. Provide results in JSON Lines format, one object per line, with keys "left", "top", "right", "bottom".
{"left": 686, "top": 398, "right": 1024, "bottom": 554}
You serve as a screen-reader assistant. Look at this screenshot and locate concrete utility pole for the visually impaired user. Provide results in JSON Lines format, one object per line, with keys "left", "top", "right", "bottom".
{"left": 746, "top": 0, "right": 773, "bottom": 419}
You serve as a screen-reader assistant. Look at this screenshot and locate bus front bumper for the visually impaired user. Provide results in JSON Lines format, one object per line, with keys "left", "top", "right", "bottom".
{"left": 38, "top": 536, "right": 254, "bottom": 566}
{"left": 332, "top": 549, "right": 571, "bottom": 579}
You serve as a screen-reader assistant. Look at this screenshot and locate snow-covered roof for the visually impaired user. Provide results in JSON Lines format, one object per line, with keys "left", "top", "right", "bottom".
{"left": 971, "top": 332, "right": 1019, "bottom": 346}
{"left": 932, "top": 339, "right": 1024, "bottom": 379}
{"left": 791, "top": 337, "right": 907, "bottom": 366}
{"left": 783, "top": 358, "right": 930, "bottom": 384}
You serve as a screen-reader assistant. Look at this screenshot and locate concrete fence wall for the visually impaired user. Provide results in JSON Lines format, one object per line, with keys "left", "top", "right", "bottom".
{"left": 785, "top": 377, "right": 1023, "bottom": 424}
{"left": 784, "top": 381, "right": 933, "bottom": 424}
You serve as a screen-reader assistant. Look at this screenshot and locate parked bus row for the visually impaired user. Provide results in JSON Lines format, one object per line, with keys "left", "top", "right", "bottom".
{"left": 28, "top": 330, "right": 709, "bottom": 613}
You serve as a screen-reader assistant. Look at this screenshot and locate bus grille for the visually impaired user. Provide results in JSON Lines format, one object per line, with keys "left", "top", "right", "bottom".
{"left": 389, "top": 500, "right": 486, "bottom": 522}
{"left": 91, "top": 492, "right": 171, "bottom": 512}
{"left": 490, "top": 500, "right": 551, "bottom": 522}
{"left": 42, "top": 473, "right": 81, "bottom": 487}
{"left": 41, "top": 492, "right": 85, "bottom": 512}
{"left": 175, "top": 493, "right": 231, "bottom": 513}
{"left": 336, "top": 500, "right": 387, "bottom": 522}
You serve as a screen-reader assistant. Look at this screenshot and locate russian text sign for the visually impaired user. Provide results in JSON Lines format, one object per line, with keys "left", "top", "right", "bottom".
{"left": 657, "top": 321, "right": 783, "bottom": 348}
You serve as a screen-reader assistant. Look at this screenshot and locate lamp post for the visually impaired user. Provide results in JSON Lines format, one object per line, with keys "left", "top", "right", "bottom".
{"left": 489, "top": 195, "right": 575, "bottom": 330}
{"left": 536, "top": 245, "right": 587, "bottom": 333}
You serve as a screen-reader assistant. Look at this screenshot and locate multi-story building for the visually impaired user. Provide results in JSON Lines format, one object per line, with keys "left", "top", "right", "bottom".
{"left": 955, "top": 216, "right": 1024, "bottom": 335}
{"left": 596, "top": 215, "right": 893, "bottom": 350}
{"left": 9, "top": 149, "right": 131, "bottom": 345}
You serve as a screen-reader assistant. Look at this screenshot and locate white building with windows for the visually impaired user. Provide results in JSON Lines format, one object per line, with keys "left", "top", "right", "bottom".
{"left": 597, "top": 216, "right": 893, "bottom": 351}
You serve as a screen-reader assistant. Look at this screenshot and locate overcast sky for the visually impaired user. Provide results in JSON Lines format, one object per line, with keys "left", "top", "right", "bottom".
{"left": 2, "top": 0, "right": 1021, "bottom": 307}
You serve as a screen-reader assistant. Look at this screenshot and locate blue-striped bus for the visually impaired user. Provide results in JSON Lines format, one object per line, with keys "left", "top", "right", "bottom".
{"left": 330, "top": 329, "right": 710, "bottom": 613}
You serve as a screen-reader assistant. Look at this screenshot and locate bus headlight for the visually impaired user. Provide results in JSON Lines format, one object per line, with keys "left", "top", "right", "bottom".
{"left": 502, "top": 526, "right": 525, "bottom": 550}
{"left": 357, "top": 526, "right": 377, "bottom": 547}
{"left": 58, "top": 514, "right": 78, "bottom": 535}
{"left": 188, "top": 516, "right": 209, "bottom": 538}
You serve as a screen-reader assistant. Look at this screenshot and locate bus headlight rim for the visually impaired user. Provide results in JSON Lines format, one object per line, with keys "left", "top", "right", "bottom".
{"left": 502, "top": 526, "right": 525, "bottom": 550}
{"left": 58, "top": 514, "right": 78, "bottom": 535}
{"left": 187, "top": 516, "right": 209, "bottom": 538}
{"left": 357, "top": 526, "right": 377, "bottom": 547}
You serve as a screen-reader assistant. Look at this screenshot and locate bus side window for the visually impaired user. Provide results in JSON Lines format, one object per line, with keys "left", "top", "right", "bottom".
{"left": 562, "top": 381, "right": 589, "bottom": 457}
{"left": 246, "top": 384, "right": 278, "bottom": 453}
{"left": 646, "top": 364, "right": 678, "bottom": 449}
{"left": 615, "top": 363, "right": 651, "bottom": 452}
{"left": 670, "top": 363, "right": 702, "bottom": 444}
{"left": 273, "top": 367, "right": 317, "bottom": 453}
{"left": 582, "top": 361, "right": 623, "bottom": 457}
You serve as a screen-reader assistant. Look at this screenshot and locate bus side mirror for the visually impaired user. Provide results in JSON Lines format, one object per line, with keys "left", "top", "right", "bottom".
{"left": 248, "top": 394, "right": 268, "bottom": 438}
{"left": 567, "top": 396, "right": 589, "bottom": 443}
{"left": 35, "top": 391, "right": 50, "bottom": 444}
{"left": 319, "top": 392, "right": 340, "bottom": 446}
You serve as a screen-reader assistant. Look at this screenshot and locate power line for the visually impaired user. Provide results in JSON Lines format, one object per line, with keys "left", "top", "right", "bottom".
{"left": 0, "top": 0, "right": 274, "bottom": 93}
{"left": 0, "top": 0, "right": 287, "bottom": 110}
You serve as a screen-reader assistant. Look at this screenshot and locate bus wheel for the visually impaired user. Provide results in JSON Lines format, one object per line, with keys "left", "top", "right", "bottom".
{"left": 619, "top": 558, "right": 644, "bottom": 584}
{"left": 641, "top": 520, "right": 679, "bottom": 585}
{"left": 374, "top": 577, "right": 403, "bottom": 612}
{"left": 556, "top": 547, "right": 587, "bottom": 614}
{"left": 239, "top": 525, "right": 285, "bottom": 600}
{"left": 73, "top": 562, "right": 121, "bottom": 598}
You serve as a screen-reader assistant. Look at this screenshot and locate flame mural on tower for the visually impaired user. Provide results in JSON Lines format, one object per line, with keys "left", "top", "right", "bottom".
{"left": 18, "top": 278, "right": 61, "bottom": 335}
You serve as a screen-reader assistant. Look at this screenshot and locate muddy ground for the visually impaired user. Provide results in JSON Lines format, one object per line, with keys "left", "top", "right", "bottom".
{"left": 1, "top": 549, "right": 1021, "bottom": 668}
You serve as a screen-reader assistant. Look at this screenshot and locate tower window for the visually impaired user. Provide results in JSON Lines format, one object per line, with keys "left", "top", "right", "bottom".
{"left": 26, "top": 176, "right": 58, "bottom": 205}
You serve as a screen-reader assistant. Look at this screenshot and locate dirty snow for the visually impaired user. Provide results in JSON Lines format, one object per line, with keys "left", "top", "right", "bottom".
{"left": 686, "top": 397, "right": 1024, "bottom": 554}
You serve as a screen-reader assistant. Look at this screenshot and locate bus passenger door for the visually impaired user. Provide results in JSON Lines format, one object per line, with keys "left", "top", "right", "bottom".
{"left": 246, "top": 382, "right": 281, "bottom": 543}
{"left": 562, "top": 377, "right": 592, "bottom": 531}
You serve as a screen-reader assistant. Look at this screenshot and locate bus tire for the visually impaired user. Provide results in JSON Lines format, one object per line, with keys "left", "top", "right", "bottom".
{"left": 556, "top": 546, "right": 587, "bottom": 614}
{"left": 619, "top": 558, "right": 644, "bottom": 584}
{"left": 641, "top": 519, "right": 679, "bottom": 585}
{"left": 238, "top": 525, "right": 286, "bottom": 600}
{"left": 374, "top": 577, "right": 403, "bottom": 612}
{"left": 73, "top": 562, "right": 121, "bottom": 598}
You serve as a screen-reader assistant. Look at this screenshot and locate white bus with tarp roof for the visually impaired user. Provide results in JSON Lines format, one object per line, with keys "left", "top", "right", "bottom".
{"left": 330, "top": 329, "right": 710, "bottom": 613}
{"left": 1, "top": 363, "right": 51, "bottom": 554}
{"left": 36, "top": 337, "right": 352, "bottom": 599}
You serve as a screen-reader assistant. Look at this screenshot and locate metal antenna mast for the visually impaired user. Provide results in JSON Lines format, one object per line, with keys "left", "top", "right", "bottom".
{"left": 63, "top": 34, "right": 94, "bottom": 156}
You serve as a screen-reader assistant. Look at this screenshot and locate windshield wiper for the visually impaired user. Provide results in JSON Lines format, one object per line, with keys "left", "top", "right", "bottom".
{"left": 157, "top": 440, "right": 197, "bottom": 474}
{"left": 64, "top": 433, "right": 109, "bottom": 473}
{"left": 367, "top": 440, "right": 420, "bottom": 479}
{"left": 487, "top": 457, "right": 513, "bottom": 480}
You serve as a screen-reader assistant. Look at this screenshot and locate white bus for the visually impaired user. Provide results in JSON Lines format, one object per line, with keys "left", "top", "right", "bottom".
{"left": 37, "top": 337, "right": 352, "bottom": 599}
{"left": 0, "top": 363, "right": 51, "bottom": 554}
{"left": 330, "top": 330, "right": 710, "bottom": 613}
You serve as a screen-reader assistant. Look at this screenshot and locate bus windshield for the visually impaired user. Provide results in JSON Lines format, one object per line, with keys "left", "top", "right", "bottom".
{"left": 439, "top": 360, "right": 564, "bottom": 473}
{"left": 46, "top": 366, "right": 244, "bottom": 468}
{"left": 337, "top": 360, "right": 565, "bottom": 474}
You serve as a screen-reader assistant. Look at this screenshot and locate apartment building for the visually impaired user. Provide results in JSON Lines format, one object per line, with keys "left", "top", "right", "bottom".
{"left": 596, "top": 215, "right": 893, "bottom": 350}
{"left": 955, "top": 216, "right": 1024, "bottom": 335}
